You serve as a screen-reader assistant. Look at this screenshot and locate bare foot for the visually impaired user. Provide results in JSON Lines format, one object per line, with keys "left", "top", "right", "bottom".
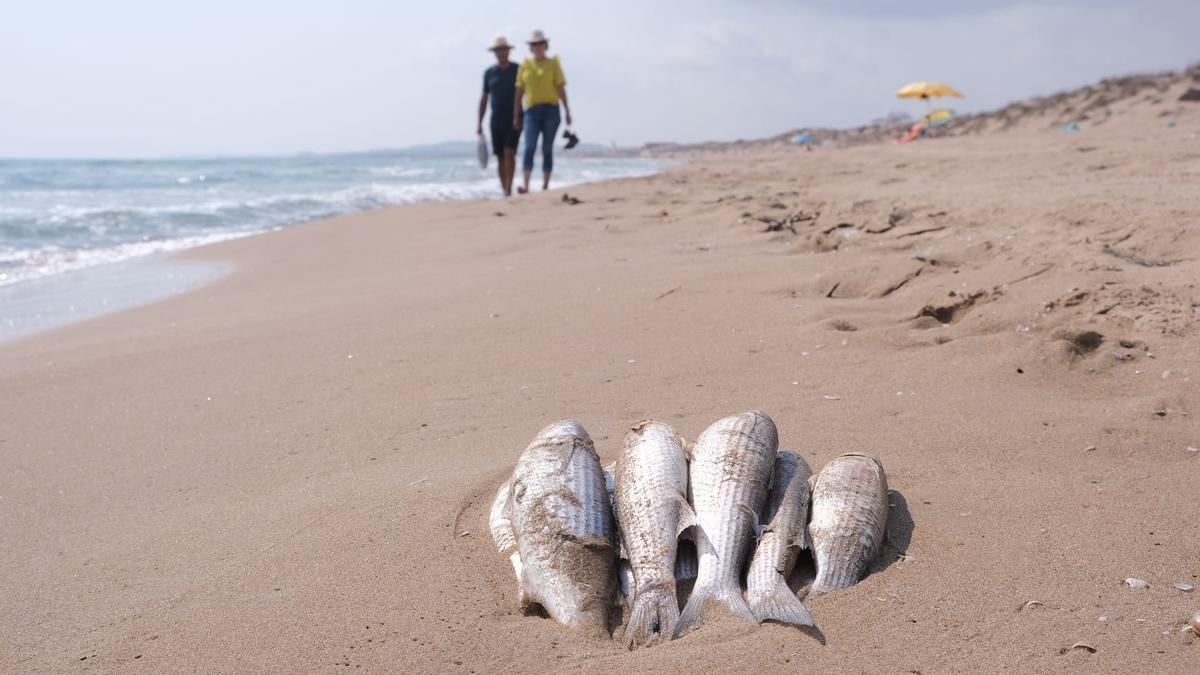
{"left": 517, "top": 186, "right": 528, "bottom": 195}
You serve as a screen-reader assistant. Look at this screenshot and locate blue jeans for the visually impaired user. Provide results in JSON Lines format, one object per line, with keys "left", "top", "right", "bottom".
{"left": 522, "top": 104, "right": 560, "bottom": 173}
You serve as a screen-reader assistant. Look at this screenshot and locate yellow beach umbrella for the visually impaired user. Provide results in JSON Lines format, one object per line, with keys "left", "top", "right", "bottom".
{"left": 897, "top": 82, "right": 964, "bottom": 100}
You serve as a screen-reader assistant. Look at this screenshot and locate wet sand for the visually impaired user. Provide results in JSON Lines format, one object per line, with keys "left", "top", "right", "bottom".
{"left": 2, "top": 88, "right": 1199, "bottom": 672}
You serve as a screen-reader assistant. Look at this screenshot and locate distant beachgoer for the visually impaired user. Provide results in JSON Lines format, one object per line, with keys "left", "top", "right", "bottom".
{"left": 513, "top": 30, "right": 572, "bottom": 194}
{"left": 478, "top": 37, "right": 520, "bottom": 196}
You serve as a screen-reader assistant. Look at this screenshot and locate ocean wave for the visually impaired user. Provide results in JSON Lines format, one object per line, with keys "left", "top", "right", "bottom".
{"left": 0, "top": 156, "right": 661, "bottom": 288}
{"left": 0, "top": 231, "right": 262, "bottom": 287}
{"left": 367, "top": 166, "right": 436, "bottom": 178}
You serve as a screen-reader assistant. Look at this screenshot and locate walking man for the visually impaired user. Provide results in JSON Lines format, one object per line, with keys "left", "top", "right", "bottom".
{"left": 478, "top": 37, "right": 519, "bottom": 196}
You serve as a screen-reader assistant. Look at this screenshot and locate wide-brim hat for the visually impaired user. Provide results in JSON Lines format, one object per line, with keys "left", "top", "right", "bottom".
{"left": 488, "top": 36, "right": 513, "bottom": 51}
{"left": 527, "top": 30, "right": 549, "bottom": 44}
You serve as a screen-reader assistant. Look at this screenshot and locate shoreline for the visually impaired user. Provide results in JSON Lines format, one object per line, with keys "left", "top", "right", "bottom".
{"left": 0, "top": 158, "right": 662, "bottom": 346}
{"left": 0, "top": 253, "right": 227, "bottom": 344}
{"left": 2, "top": 114, "right": 1198, "bottom": 671}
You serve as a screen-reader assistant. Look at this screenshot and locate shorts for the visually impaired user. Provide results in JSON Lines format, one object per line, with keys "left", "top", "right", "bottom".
{"left": 490, "top": 124, "right": 519, "bottom": 157}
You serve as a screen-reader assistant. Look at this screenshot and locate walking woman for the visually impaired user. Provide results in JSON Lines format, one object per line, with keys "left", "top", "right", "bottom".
{"left": 513, "top": 30, "right": 572, "bottom": 194}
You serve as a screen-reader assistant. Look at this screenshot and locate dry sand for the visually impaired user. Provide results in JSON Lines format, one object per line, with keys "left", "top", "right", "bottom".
{"left": 3, "top": 84, "right": 1199, "bottom": 673}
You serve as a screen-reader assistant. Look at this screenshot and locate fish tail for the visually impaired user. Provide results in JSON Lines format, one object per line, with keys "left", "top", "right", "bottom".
{"left": 811, "top": 558, "right": 857, "bottom": 595}
{"left": 749, "top": 574, "right": 814, "bottom": 627}
{"left": 624, "top": 585, "right": 679, "bottom": 649}
{"left": 672, "top": 579, "right": 755, "bottom": 638}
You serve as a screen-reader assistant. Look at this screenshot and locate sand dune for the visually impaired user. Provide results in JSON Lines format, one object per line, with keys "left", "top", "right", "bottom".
{"left": 2, "top": 75, "right": 1199, "bottom": 672}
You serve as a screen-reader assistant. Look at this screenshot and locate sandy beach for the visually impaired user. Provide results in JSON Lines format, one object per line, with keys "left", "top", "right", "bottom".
{"left": 3, "top": 75, "right": 1199, "bottom": 672}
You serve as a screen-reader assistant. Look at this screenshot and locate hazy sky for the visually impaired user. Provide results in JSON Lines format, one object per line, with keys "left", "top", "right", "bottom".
{"left": 2, "top": 1, "right": 1196, "bottom": 158}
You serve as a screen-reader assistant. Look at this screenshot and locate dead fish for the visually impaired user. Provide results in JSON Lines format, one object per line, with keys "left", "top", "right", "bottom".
{"left": 490, "top": 419, "right": 616, "bottom": 635}
{"left": 613, "top": 420, "right": 696, "bottom": 648}
{"left": 674, "top": 411, "right": 778, "bottom": 638}
{"left": 808, "top": 453, "right": 888, "bottom": 595}
{"left": 746, "top": 450, "right": 815, "bottom": 626}
{"left": 609, "top": 460, "right": 697, "bottom": 610}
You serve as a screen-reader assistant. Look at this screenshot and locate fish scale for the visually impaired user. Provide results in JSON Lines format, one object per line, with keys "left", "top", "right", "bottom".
{"left": 674, "top": 411, "right": 778, "bottom": 638}
{"left": 809, "top": 453, "right": 889, "bottom": 595}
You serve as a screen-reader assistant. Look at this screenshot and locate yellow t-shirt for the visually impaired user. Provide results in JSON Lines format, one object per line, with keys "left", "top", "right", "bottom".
{"left": 516, "top": 56, "right": 566, "bottom": 107}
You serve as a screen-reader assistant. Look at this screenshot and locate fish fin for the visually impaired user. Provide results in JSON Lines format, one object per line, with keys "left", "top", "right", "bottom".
{"left": 789, "top": 528, "right": 808, "bottom": 552}
{"left": 676, "top": 498, "right": 699, "bottom": 539}
{"left": 625, "top": 585, "right": 680, "bottom": 650}
{"left": 736, "top": 501, "right": 763, "bottom": 538}
{"left": 749, "top": 575, "right": 814, "bottom": 627}
{"left": 489, "top": 480, "right": 517, "bottom": 556}
{"left": 616, "top": 560, "right": 635, "bottom": 606}
{"left": 509, "top": 553, "right": 524, "bottom": 589}
{"left": 673, "top": 579, "right": 755, "bottom": 638}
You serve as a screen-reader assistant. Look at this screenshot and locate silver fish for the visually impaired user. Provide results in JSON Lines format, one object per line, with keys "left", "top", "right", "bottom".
{"left": 746, "top": 450, "right": 815, "bottom": 626}
{"left": 674, "top": 411, "right": 778, "bottom": 638}
{"left": 608, "top": 463, "right": 697, "bottom": 609}
{"left": 808, "top": 453, "right": 888, "bottom": 595}
{"left": 613, "top": 420, "right": 696, "bottom": 648}
{"left": 489, "top": 419, "right": 616, "bottom": 635}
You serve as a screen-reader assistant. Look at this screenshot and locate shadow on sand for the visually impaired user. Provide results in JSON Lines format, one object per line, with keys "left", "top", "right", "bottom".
{"left": 876, "top": 489, "right": 914, "bottom": 574}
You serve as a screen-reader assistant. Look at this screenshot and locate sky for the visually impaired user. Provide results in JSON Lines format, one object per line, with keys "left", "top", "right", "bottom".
{"left": 1, "top": 0, "right": 1197, "bottom": 158}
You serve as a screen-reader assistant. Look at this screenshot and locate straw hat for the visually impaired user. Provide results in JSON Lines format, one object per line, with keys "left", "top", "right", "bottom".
{"left": 527, "top": 30, "right": 549, "bottom": 45}
{"left": 487, "top": 36, "right": 513, "bottom": 52}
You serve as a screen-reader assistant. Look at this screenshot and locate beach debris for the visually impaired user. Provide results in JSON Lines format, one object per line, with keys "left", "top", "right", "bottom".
{"left": 916, "top": 290, "right": 988, "bottom": 324}
{"left": 1192, "top": 611, "right": 1200, "bottom": 636}
{"left": 408, "top": 477, "right": 429, "bottom": 486}
{"left": 1112, "top": 351, "right": 1131, "bottom": 362}
{"left": 746, "top": 450, "right": 815, "bottom": 627}
{"left": 1060, "top": 329, "right": 1104, "bottom": 356}
{"left": 1098, "top": 614, "right": 1109, "bottom": 622}
{"left": 674, "top": 412, "right": 778, "bottom": 638}
{"left": 758, "top": 210, "right": 817, "bottom": 234}
{"left": 1187, "top": 447, "right": 1197, "bottom": 456}
{"left": 1062, "top": 642, "right": 1097, "bottom": 654}
{"left": 1124, "top": 578, "right": 1150, "bottom": 590}
{"left": 809, "top": 453, "right": 889, "bottom": 595}
{"left": 1085, "top": 445, "right": 1097, "bottom": 452}
{"left": 490, "top": 420, "right": 616, "bottom": 635}
{"left": 1019, "top": 600, "right": 1044, "bottom": 611}
{"left": 823, "top": 395, "right": 842, "bottom": 400}
{"left": 1174, "top": 583, "right": 1194, "bottom": 592}
{"left": 561, "top": 193, "right": 582, "bottom": 205}
{"left": 654, "top": 286, "right": 681, "bottom": 301}
{"left": 613, "top": 420, "right": 694, "bottom": 649}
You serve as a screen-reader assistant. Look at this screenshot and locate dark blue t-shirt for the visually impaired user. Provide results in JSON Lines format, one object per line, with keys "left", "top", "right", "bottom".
{"left": 483, "top": 63, "right": 518, "bottom": 129}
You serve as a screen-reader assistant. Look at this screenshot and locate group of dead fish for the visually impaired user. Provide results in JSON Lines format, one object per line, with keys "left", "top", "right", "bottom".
{"left": 489, "top": 410, "right": 890, "bottom": 648}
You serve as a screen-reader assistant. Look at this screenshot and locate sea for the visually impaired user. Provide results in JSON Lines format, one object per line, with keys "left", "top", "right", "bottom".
{"left": 0, "top": 149, "right": 659, "bottom": 340}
